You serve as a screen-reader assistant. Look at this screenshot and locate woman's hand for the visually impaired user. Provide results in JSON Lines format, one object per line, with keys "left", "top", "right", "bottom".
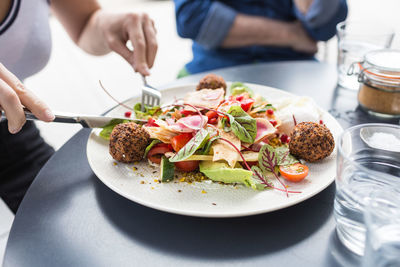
{"left": 51, "top": 0, "right": 158, "bottom": 76}
{"left": 95, "top": 11, "right": 158, "bottom": 76}
{"left": 0, "top": 63, "right": 54, "bottom": 134}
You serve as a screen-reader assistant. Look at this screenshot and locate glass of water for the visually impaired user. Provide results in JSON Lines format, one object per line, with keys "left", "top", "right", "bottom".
{"left": 334, "top": 123, "right": 400, "bottom": 255}
{"left": 336, "top": 21, "right": 395, "bottom": 90}
{"left": 362, "top": 190, "right": 400, "bottom": 267}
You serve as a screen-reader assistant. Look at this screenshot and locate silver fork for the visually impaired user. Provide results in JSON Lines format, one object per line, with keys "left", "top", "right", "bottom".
{"left": 141, "top": 75, "right": 161, "bottom": 112}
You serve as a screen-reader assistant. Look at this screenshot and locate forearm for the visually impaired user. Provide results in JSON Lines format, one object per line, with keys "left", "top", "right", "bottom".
{"left": 51, "top": 0, "right": 102, "bottom": 54}
{"left": 76, "top": 10, "right": 111, "bottom": 56}
{"left": 221, "top": 14, "right": 293, "bottom": 48}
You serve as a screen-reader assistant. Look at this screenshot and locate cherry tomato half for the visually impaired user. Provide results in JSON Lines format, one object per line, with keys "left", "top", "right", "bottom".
{"left": 205, "top": 110, "right": 218, "bottom": 121}
{"left": 240, "top": 98, "right": 255, "bottom": 112}
{"left": 171, "top": 133, "right": 193, "bottom": 152}
{"left": 279, "top": 163, "right": 309, "bottom": 182}
{"left": 147, "top": 143, "right": 173, "bottom": 164}
{"left": 180, "top": 110, "right": 197, "bottom": 117}
{"left": 174, "top": 161, "right": 199, "bottom": 172}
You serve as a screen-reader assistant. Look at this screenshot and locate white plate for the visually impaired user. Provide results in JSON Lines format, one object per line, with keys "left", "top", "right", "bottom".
{"left": 87, "top": 83, "right": 342, "bottom": 218}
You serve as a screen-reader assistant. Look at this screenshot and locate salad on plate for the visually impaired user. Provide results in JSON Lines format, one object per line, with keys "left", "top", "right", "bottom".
{"left": 100, "top": 74, "right": 335, "bottom": 196}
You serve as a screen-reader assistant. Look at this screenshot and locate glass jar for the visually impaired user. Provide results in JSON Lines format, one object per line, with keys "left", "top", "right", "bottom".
{"left": 354, "top": 49, "right": 400, "bottom": 118}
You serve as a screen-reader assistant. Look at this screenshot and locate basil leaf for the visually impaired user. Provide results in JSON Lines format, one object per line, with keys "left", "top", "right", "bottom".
{"left": 144, "top": 140, "right": 161, "bottom": 158}
{"left": 226, "top": 106, "right": 257, "bottom": 143}
{"left": 274, "top": 146, "right": 299, "bottom": 166}
{"left": 169, "top": 129, "right": 209, "bottom": 162}
{"left": 99, "top": 119, "right": 130, "bottom": 140}
{"left": 230, "top": 82, "right": 254, "bottom": 97}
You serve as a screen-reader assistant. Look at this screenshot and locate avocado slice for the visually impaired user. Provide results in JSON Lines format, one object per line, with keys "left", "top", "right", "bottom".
{"left": 160, "top": 156, "right": 175, "bottom": 182}
{"left": 199, "top": 161, "right": 259, "bottom": 190}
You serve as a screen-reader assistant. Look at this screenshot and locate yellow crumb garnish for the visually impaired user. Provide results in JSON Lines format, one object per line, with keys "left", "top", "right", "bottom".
{"left": 201, "top": 190, "right": 207, "bottom": 194}
{"left": 113, "top": 162, "right": 118, "bottom": 166}
{"left": 154, "top": 179, "right": 160, "bottom": 183}
{"left": 132, "top": 167, "right": 138, "bottom": 171}
{"left": 151, "top": 187, "right": 155, "bottom": 190}
{"left": 179, "top": 177, "right": 186, "bottom": 182}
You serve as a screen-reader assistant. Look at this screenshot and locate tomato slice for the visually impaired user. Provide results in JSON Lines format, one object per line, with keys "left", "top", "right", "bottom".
{"left": 279, "top": 163, "right": 309, "bottom": 182}
{"left": 174, "top": 161, "right": 199, "bottom": 172}
{"left": 171, "top": 133, "right": 193, "bottom": 152}
{"left": 147, "top": 143, "right": 173, "bottom": 164}
{"left": 240, "top": 98, "right": 255, "bottom": 112}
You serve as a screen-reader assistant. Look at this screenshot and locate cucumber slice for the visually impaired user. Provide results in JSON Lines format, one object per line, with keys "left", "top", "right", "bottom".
{"left": 160, "top": 156, "right": 175, "bottom": 182}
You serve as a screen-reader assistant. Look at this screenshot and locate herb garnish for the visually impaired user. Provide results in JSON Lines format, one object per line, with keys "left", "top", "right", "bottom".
{"left": 134, "top": 103, "right": 162, "bottom": 119}
{"left": 169, "top": 128, "right": 209, "bottom": 162}
{"left": 99, "top": 119, "right": 130, "bottom": 140}
{"left": 144, "top": 140, "right": 162, "bottom": 158}
{"left": 258, "top": 144, "right": 300, "bottom": 196}
{"left": 223, "top": 106, "right": 257, "bottom": 143}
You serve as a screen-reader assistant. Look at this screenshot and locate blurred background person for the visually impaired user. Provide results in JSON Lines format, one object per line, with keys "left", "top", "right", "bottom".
{"left": 174, "top": 0, "right": 347, "bottom": 77}
{"left": 0, "top": 0, "right": 157, "bottom": 213}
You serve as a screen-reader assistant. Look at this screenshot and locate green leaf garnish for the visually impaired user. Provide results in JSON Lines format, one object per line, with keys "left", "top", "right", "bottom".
{"left": 274, "top": 146, "right": 299, "bottom": 166}
{"left": 134, "top": 103, "right": 162, "bottom": 119}
{"left": 199, "top": 136, "right": 220, "bottom": 155}
{"left": 225, "top": 106, "right": 257, "bottom": 143}
{"left": 144, "top": 139, "right": 161, "bottom": 158}
{"left": 251, "top": 166, "right": 274, "bottom": 190}
{"left": 230, "top": 82, "right": 254, "bottom": 97}
{"left": 169, "top": 129, "right": 209, "bottom": 162}
{"left": 255, "top": 104, "right": 276, "bottom": 113}
{"left": 99, "top": 119, "right": 130, "bottom": 140}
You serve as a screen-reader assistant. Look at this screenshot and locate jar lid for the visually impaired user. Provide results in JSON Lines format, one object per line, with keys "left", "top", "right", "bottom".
{"left": 364, "top": 49, "right": 400, "bottom": 72}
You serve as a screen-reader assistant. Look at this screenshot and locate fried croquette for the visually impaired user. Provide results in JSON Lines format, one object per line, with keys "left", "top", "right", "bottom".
{"left": 196, "top": 74, "right": 227, "bottom": 92}
{"left": 289, "top": 122, "right": 334, "bottom": 162}
{"left": 109, "top": 122, "right": 150, "bottom": 163}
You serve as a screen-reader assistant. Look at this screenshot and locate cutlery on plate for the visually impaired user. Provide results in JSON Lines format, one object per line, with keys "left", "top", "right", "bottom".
{"left": 0, "top": 108, "right": 147, "bottom": 128}
{"left": 141, "top": 75, "right": 161, "bottom": 112}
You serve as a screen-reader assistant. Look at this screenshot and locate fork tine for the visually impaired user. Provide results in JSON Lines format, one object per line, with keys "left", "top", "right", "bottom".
{"left": 141, "top": 92, "right": 146, "bottom": 112}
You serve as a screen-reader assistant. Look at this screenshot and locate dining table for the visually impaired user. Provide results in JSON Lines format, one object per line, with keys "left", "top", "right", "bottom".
{"left": 3, "top": 61, "right": 399, "bottom": 267}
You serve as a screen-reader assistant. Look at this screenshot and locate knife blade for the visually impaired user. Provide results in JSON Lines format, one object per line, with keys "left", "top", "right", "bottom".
{"left": 0, "top": 108, "right": 147, "bottom": 128}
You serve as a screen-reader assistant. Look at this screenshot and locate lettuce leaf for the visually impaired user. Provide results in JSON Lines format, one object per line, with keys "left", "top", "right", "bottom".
{"left": 99, "top": 119, "right": 130, "bottom": 140}
{"left": 230, "top": 82, "right": 254, "bottom": 97}
{"left": 134, "top": 103, "right": 162, "bottom": 119}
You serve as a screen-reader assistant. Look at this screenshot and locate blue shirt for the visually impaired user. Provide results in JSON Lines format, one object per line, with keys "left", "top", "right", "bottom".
{"left": 174, "top": 0, "right": 348, "bottom": 74}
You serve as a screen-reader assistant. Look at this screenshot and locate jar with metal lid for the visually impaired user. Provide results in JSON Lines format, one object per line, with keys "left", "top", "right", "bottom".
{"left": 351, "top": 49, "right": 400, "bottom": 118}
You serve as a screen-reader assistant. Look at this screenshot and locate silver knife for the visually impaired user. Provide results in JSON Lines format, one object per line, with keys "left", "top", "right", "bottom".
{"left": 0, "top": 108, "right": 147, "bottom": 128}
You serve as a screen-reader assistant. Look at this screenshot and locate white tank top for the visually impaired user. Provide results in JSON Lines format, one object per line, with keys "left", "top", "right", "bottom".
{"left": 0, "top": 0, "right": 51, "bottom": 80}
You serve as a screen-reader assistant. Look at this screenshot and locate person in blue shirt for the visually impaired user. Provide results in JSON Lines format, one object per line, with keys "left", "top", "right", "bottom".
{"left": 174, "top": 0, "right": 348, "bottom": 76}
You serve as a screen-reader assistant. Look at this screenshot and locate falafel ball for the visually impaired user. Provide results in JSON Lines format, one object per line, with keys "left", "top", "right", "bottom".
{"left": 196, "top": 74, "right": 227, "bottom": 92}
{"left": 289, "top": 122, "right": 334, "bottom": 162}
{"left": 109, "top": 122, "right": 150, "bottom": 163}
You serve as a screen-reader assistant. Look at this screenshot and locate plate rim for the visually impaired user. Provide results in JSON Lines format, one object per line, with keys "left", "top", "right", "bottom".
{"left": 87, "top": 82, "right": 343, "bottom": 218}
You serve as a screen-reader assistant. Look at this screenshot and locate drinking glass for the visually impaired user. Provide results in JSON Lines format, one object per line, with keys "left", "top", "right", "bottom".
{"left": 362, "top": 190, "right": 400, "bottom": 267}
{"left": 336, "top": 21, "right": 395, "bottom": 90}
{"left": 334, "top": 123, "right": 400, "bottom": 255}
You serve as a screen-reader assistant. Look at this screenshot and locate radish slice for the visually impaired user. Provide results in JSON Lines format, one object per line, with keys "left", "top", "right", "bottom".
{"left": 177, "top": 115, "right": 208, "bottom": 130}
{"left": 255, "top": 118, "right": 277, "bottom": 143}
